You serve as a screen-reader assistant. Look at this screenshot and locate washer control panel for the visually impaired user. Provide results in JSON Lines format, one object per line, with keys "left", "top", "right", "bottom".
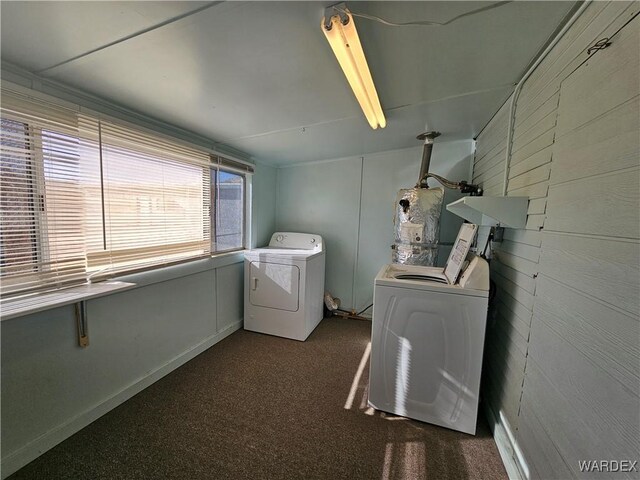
{"left": 269, "top": 232, "right": 323, "bottom": 251}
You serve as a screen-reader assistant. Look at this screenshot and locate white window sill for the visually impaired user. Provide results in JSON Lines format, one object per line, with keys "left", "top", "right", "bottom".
{"left": 0, "top": 281, "right": 136, "bottom": 321}
{"left": 0, "top": 251, "right": 246, "bottom": 322}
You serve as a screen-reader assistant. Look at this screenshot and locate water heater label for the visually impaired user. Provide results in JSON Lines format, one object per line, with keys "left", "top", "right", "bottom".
{"left": 400, "top": 223, "right": 424, "bottom": 243}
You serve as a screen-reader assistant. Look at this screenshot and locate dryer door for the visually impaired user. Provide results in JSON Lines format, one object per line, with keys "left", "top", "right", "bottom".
{"left": 249, "top": 261, "right": 300, "bottom": 312}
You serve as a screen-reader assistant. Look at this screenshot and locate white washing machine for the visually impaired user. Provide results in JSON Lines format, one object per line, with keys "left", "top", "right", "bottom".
{"left": 244, "top": 232, "right": 325, "bottom": 341}
{"left": 368, "top": 224, "right": 489, "bottom": 435}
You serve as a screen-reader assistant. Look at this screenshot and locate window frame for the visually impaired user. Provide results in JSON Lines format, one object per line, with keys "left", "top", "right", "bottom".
{"left": 210, "top": 167, "right": 246, "bottom": 254}
{"left": 27, "top": 123, "right": 54, "bottom": 276}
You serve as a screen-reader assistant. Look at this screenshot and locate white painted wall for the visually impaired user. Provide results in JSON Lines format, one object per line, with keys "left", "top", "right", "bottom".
{"left": 275, "top": 141, "right": 474, "bottom": 311}
{"left": 276, "top": 154, "right": 362, "bottom": 309}
{"left": 0, "top": 257, "right": 245, "bottom": 478}
{"left": 251, "top": 162, "right": 277, "bottom": 248}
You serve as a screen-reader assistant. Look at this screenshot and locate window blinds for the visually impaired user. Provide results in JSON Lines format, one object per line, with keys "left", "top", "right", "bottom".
{"left": 86, "top": 120, "right": 212, "bottom": 274}
{"left": 0, "top": 91, "right": 98, "bottom": 295}
{"left": 1, "top": 89, "right": 215, "bottom": 296}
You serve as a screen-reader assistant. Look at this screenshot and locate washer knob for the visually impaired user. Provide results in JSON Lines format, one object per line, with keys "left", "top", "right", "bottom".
{"left": 310, "top": 238, "right": 316, "bottom": 244}
{"left": 276, "top": 234, "right": 284, "bottom": 242}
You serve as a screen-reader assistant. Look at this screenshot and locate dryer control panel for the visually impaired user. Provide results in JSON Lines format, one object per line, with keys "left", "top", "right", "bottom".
{"left": 269, "top": 232, "right": 324, "bottom": 251}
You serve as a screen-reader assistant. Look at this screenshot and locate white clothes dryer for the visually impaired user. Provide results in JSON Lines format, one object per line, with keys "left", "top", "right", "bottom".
{"left": 368, "top": 224, "right": 489, "bottom": 435}
{"left": 244, "top": 232, "right": 325, "bottom": 341}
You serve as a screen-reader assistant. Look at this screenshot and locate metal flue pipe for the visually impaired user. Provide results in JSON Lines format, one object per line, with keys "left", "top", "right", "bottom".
{"left": 416, "top": 131, "right": 440, "bottom": 187}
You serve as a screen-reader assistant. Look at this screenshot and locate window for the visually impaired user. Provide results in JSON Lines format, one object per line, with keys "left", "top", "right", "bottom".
{"left": 1, "top": 88, "right": 251, "bottom": 297}
{"left": 85, "top": 120, "right": 212, "bottom": 274}
{"left": 212, "top": 169, "right": 245, "bottom": 251}
{"left": 211, "top": 154, "right": 253, "bottom": 252}
{"left": 0, "top": 95, "right": 90, "bottom": 295}
{"left": 0, "top": 118, "right": 38, "bottom": 273}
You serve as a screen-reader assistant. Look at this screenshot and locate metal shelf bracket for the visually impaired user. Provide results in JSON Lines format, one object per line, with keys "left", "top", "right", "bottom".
{"left": 74, "top": 301, "right": 89, "bottom": 348}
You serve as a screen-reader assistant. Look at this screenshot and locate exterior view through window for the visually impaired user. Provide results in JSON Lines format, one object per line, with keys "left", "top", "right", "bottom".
{"left": 213, "top": 169, "right": 244, "bottom": 251}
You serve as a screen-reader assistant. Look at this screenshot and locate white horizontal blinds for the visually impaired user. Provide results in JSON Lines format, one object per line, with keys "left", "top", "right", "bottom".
{"left": 0, "top": 90, "right": 97, "bottom": 295}
{"left": 86, "top": 120, "right": 211, "bottom": 273}
{"left": 99, "top": 121, "right": 212, "bottom": 168}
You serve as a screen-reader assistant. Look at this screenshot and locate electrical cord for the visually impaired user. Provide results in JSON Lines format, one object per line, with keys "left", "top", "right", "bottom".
{"left": 358, "top": 303, "right": 374, "bottom": 316}
{"left": 333, "top": 1, "right": 513, "bottom": 28}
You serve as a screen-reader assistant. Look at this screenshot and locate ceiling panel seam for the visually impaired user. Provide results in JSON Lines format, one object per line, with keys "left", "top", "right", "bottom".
{"left": 36, "top": 1, "right": 223, "bottom": 75}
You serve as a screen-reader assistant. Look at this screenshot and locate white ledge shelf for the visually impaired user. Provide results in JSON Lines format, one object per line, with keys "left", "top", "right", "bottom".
{"left": 1, "top": 281, "right": 136, "bottom": 321}
{"left": 446, "top": 196, "right": 529, "bottom": 229}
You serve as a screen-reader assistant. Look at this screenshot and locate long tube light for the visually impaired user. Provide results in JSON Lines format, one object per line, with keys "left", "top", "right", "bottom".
{"left": 322, "top": 5, "right": 386, "bottom": 129}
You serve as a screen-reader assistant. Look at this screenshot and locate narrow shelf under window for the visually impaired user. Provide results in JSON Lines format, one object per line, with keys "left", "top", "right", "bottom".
{"left": 0, "top": 281, "right": 136, "bottom": 321}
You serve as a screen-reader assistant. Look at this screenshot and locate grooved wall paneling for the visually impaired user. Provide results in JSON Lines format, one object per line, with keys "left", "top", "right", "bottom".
{"left": 473, "top": 3, "right": 640, "bottom": 477}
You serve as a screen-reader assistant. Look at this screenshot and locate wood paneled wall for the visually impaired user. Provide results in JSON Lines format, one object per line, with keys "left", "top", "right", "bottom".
{"left": 474, "top": 3, "right": 639, "bottom": 478}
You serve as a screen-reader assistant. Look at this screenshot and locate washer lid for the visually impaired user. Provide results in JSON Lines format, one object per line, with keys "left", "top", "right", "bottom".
{"left": 375, "top": 264, "right": 488, "bottom": 297}
{"left": 443, "top": 223, "right": 478, "bottom": 284}
{"left": 392, "top": 272, "right": 448, "bottom": 284}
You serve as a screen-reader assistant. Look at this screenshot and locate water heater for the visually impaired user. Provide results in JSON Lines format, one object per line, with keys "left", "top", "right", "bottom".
{"left": 392, "top": 187, "right": 444, "bottom": 265}
{"left": 392, "top": 131, "right": 443, "bottom": 266}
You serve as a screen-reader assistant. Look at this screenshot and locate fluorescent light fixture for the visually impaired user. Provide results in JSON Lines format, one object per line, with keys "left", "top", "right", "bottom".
{"left": 322, "top": 4, "right": 386, "bottom": 129}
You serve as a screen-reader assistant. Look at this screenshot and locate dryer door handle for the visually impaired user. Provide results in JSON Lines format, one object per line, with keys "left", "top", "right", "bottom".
{"left": 252, "top": 277, "right": 258, "bottom": 291}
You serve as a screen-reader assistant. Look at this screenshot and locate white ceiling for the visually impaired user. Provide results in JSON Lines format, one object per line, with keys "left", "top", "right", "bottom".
{"left": 1, "top": 1, "right": 576, "bottom": 166}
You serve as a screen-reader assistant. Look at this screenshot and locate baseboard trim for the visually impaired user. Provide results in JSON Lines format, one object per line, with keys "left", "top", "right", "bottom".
{"left": 483, "top": 401, "right": 528, "bottom": 480}
{"left": 1, "top": 320, "right": 242, "bottom": 479}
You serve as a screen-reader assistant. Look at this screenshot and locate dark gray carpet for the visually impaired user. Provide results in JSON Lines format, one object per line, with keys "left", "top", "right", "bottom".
{"left": 9, "top": 317, "right": 507, "bottom": 480}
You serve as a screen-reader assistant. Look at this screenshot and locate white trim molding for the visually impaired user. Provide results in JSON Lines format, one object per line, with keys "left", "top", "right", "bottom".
{"left": 483, "top": 402, "right": 529, "bottom": 480}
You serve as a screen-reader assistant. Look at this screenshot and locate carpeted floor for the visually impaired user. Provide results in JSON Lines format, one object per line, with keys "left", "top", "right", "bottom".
{"left": 9, "top": 317, "right": 507, "bottom": 480}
